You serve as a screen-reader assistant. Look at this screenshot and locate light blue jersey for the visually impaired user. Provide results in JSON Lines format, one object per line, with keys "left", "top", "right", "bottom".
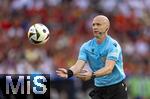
{"left": 78, "top": 35, "right": 126, "bottom": 87}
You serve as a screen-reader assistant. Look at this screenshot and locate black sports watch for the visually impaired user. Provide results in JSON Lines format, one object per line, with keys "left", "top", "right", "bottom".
{"left": 91, "top": 72, "right": 96, "bottom": 79}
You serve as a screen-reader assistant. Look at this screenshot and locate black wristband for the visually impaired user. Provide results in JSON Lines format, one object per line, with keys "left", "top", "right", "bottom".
{"left": 91, "top": 72, "right": 96, "bottom": 79}
{"left": 67, "top": 69, "right": 74, "bottom": 78}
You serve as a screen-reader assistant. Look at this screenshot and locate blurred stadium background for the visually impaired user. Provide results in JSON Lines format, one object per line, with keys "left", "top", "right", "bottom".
{"left": 0, "top": 0, "right": 150, "bottom": 99}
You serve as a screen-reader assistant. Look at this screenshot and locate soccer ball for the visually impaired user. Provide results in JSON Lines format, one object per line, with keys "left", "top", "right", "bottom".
{"left": 28, "top": 23, "right": 50, "bottom": 45}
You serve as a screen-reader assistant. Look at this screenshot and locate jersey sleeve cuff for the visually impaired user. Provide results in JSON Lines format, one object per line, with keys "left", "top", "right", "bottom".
{"left": 107, "top": 56, "right": 117, "bottom": 61}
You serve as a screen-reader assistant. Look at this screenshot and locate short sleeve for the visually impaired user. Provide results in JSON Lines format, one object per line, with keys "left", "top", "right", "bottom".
{"left": 107, "top": 43, "right": 120, "bottom": 61}
{"left": 78, "top": 44, "right": 87, "bottom": 61}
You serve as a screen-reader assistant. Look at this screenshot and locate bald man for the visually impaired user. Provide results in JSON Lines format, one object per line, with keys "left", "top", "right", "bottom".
{"left": 56, "top": 15, "right": 128, "bottom": 99}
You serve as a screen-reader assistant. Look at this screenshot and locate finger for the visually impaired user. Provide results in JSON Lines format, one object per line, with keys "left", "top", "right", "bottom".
{"left": 56, "top": 69, "right": 67, "bottom": 74}
{"left": 78, "top": 72, "right": 87, "bottom": 76}
{"left": 58, "top": 68, "right": 66, "bottom": 71}
{"left": 76, "top": 74, "right": 86, "bottom": 78}
{"left": 56, "top": 70, "right": 63, "bottom": 74}
{"left": 56, "top": 72, "right": 67, "bottom": 77}
{"left": 57, "top": 68, "right": 67, "bottom": 73}
{"left": 56, "top": 71, "right": 66, "bottom": 77}
{"left": 80, "top": 69, "right": 88, "bottom": 73}
{"left": 57, "top": 73, "right": 65, "bottom": 77}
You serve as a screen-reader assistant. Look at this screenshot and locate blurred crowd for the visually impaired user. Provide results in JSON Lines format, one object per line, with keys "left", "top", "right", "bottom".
{"left": 0, "top": 0, "right": 150, "bottom": 99}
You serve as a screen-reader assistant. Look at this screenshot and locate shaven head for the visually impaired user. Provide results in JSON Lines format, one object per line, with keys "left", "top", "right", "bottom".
{"left": 92, "top": 15, "right": 110, "bottom": 39}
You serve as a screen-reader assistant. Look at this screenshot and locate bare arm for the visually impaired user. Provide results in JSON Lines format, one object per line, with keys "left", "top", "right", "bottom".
{"left": 69, "top": 59, "right": 86, "bottom": 75}
{"left": 76, "top": 60, "right": 115, "bottom": 81}
{"left": 94, "top": 59, "right": 115, "bottom": 77}
{"left": 56, "top": 59, "right": 86, "bottom": 78}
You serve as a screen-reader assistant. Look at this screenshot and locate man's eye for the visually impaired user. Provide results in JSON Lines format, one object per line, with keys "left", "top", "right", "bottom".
{"left": 96, "top": 23, "right": 100, "bottom": 26}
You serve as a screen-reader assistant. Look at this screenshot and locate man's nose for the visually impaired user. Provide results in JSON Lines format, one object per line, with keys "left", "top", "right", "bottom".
{"left": 93, "top": 25, "right": 98, "bottom": 29}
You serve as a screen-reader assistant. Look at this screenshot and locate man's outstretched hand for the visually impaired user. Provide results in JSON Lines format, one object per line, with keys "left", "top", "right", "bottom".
{"left": 76, "top": 70, "right": 92, "bottom": 81}
{"left": 56, "top": 68, "right": 93, "bottom": 81}
{"left": 56, "top": 68, "right": 68, "bottom": 79}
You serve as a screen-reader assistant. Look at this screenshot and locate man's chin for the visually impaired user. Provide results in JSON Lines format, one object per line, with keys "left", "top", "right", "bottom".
{"left": 94, "top": 35, "right": 102, "bottom": 39}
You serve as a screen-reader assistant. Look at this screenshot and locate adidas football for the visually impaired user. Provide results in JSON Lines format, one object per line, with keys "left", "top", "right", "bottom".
{"left": 28, "top": 23, "right": 50, "bottom": 45}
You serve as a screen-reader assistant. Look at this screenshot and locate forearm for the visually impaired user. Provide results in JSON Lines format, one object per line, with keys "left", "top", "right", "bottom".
{"left": 93, "top": 60, "right": 115, "bottom": 77}
{"left": 70, "top": 65, "right": 82, "bottom": 75}
{"left": 94, "top": 66, "right": 112, "bottom": 77}
{"left": 69, "top": 60, "right": 85, "bottom": 75}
